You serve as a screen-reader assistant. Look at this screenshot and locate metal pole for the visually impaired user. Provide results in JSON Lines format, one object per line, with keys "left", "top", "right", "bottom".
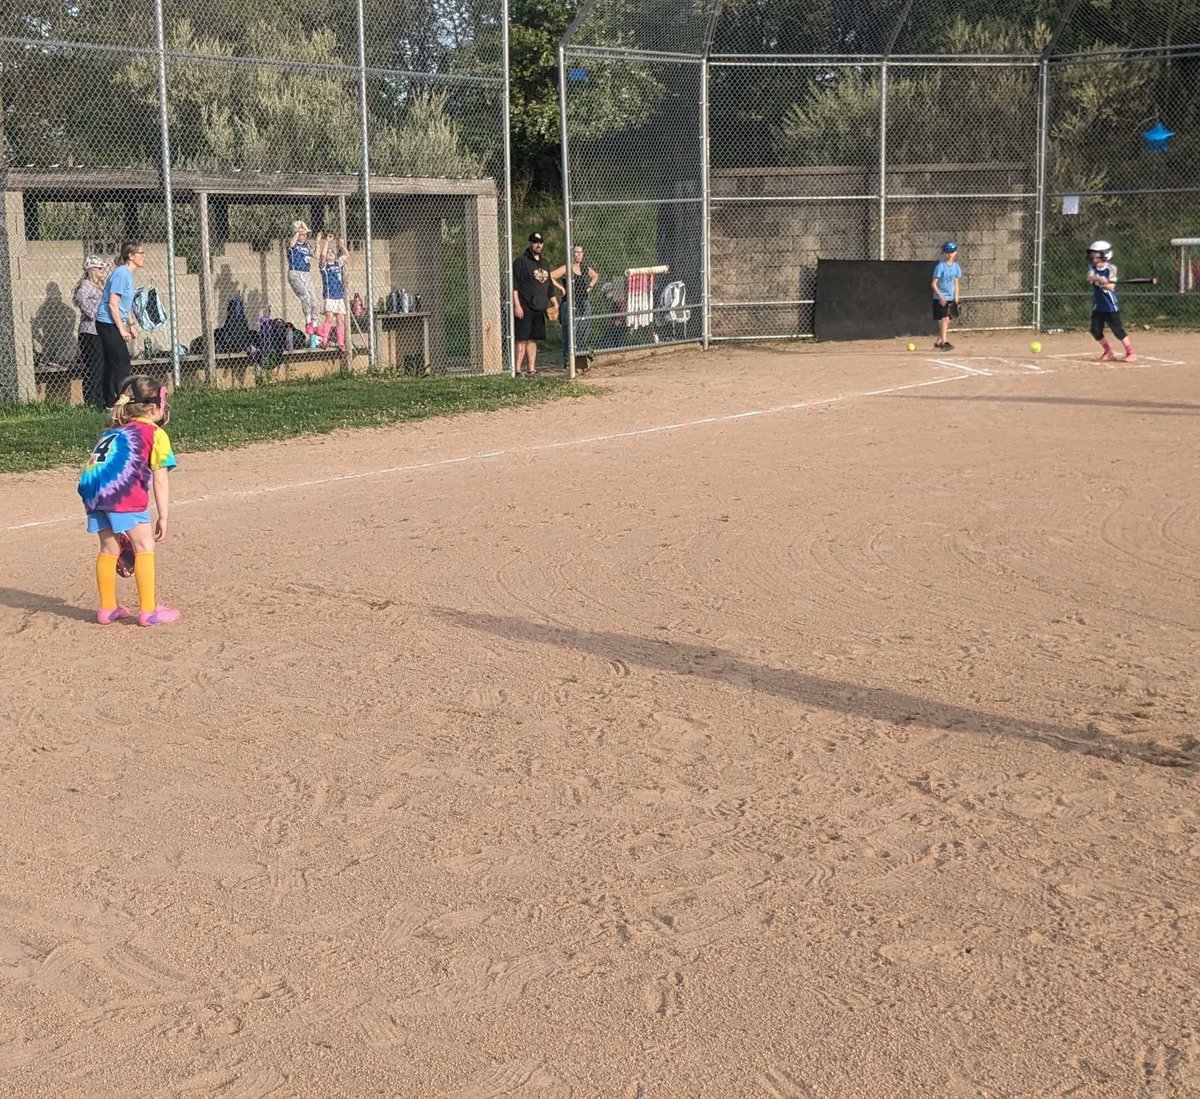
{"left": 700, "top": 57, "right": 711, "bottom": 350}
{"left": 878, "top": 61, "right": 887, "bottom": 260}
{"left": 153, "top": 0, "right": 180, "bottom": 388}
{"left": 355, "top": 0, "right": 377, "bottom": 370}
{"left": 1033, "top": 58, "right": 1050, "bottom": 330}
{"left": 502, "top": 0, "right": 516, "bottom": 377}
{"left": 558, "top": 44, "right": 575, "bottom": 379}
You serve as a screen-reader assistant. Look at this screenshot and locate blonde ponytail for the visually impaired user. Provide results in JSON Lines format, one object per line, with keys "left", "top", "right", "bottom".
{"left": 107, "top": 375, "right": 161, "bottom": 427}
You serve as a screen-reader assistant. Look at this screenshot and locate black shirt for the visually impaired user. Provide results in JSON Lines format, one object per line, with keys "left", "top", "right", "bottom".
{"left": 513, "top": 248, "right": 553, "bottom": 311}
{"left": 566, "top": 265, "right": 595, "bottom": 308}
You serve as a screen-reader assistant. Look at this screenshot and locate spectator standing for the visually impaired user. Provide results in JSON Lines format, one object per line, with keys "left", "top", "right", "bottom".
{"left": 512, "top": 231, "right": 553, "bottom": 376}
{"left": 316, "top": 232, "right": 349, "bottom": 351}
{"left": 95, "top": 242, "right": 146, "bottom": 410}
{"left": 74, "top": 255, "right": 109, "bottom": 408}
{"left": 552, "top": 244, "right": 599, "bottom": 370}
{"left": 286, "top": 221, "right": 320, "bottom": 336}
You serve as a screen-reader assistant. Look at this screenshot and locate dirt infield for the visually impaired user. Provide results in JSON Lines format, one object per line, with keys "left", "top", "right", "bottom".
{"left": 2, "top": 331, "right": 1198, "bottom": 1097}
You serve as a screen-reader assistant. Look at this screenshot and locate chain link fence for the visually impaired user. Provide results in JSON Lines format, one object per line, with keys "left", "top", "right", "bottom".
{"left": 1, "top": 0, "right": 511, "bottom": 405}
{"left": 561, "top": 0, "right": 1200, "bottom": 356}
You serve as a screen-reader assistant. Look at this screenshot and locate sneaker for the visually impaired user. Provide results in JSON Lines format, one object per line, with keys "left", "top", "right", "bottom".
{"left": 941, "top": 341, "right": 954, "bottom": 350}
{"left": 138, "top": 606, "right": 180, "bottom": 627}
{"left": 97, "top": 606, "right": 131, "bottom": 625}
{"left": 933, "top": 342, "right": 945, "bottom": 351}
{"left": 1123, "top": 351, "right": 1137, "bottom": 363}
{"left": 1099, "top": 346, "right": 1115, "bottom": 362}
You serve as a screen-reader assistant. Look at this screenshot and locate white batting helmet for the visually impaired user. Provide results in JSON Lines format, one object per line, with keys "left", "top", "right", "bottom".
{"left": 1088, "top": 239, "right": 1113, "bottom": 261}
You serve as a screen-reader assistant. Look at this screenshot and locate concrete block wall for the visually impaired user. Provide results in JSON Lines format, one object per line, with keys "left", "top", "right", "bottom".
{"left": 706, "top": 163, "right": 1034, "bottom": 336}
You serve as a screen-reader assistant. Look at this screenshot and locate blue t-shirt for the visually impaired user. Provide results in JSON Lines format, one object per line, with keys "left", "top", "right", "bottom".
{"left": 287, "top": 241, "right": 313, "bottom": 272}
{"left": 321, "top": 260, "right": 345, "bottom": 301}
{"left": 1089, "top": 263, "right": 1119, "bottom": 312}
{"left": 96, "top": 265, "right": 135, "bottom": 325}
{"left": 932, "top": 259, "right": 961, "bottom": 301}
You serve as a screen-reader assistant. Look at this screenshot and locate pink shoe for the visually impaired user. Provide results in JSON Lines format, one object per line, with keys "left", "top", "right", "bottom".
{"left": 1098, "top": 345, "right": 1115, "bottom": 362}
{"left": 97, "top": 606, "right": 132, "bottom": 625}
{"left": 138, "top": 606, "right": 180, "bottom": 627}
{"left": 1123, "top": 351, "right": 1137, "bottom": 363}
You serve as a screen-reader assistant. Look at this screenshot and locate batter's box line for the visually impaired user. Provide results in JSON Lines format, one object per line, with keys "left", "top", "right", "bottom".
{"left": 929, "top": 358, "right": 993, "bottom": 376}
{"left": 1050, "top": 351, "right": 1186, "bottom": 367}
{"left": 952, "top": 355, "right": 1053, "bottom": 375}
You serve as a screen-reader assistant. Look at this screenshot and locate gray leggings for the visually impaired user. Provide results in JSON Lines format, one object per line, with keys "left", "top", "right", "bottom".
{"left": 288, "top": 269, "right": 319, "bottom": 324}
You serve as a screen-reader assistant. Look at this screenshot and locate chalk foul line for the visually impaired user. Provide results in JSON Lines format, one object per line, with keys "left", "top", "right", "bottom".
{"left": 5, "top": 371, "right": 970, "bottom": 532}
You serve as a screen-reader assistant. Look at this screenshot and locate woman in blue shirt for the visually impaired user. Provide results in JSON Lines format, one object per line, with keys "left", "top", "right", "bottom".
{"left": 95, "top": 242, "right": 146, "bottom": 410}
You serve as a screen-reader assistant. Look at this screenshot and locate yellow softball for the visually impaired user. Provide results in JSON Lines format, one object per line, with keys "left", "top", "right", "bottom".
{"left": 906, "top": 342, "right": 916, "bottom": 352}
{"left": 1030, "top": 340, "right": 1042, "bottom": 353}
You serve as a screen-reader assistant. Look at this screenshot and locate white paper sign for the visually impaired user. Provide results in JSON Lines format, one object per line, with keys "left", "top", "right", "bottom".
{"left": 1062, "top": 195, "right": 1080, "bottom": 215}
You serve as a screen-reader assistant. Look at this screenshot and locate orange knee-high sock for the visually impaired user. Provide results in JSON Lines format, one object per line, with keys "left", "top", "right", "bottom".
{"left": 134, "top": 551, "right": 156, "bottom": 614}
{"left": 96, "top": 553, "right": 118, "bottom": 611}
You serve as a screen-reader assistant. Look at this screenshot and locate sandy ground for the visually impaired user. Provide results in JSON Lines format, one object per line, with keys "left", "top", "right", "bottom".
{"left": 1, "top": 331, "right": 1198, "bottom": 1098}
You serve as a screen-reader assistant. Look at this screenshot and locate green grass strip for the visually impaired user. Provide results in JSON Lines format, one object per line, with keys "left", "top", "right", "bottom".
{"left": 0, "top": 373, "right": 599, "bottom": 475}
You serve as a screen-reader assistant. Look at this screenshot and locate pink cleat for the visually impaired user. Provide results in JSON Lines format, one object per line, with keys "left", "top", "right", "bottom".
{"left": 1098, "top": 345, "right": 1115, "bottom": 362}
{"left": 138, "top": 606, "right": 181, "bottom": 627}
{"left": 97, "top": 606, "right": 132, "bottom": 625}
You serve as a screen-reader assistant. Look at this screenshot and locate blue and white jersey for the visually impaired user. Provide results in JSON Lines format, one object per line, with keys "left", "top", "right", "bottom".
{"left": 287, "top": 241, "right": 313, "bottom": 272}
{"left": 321, "top": 260, "right": 345, "bottom": 301}
{"left": 1089, "top": 262, "right": 1119, "bottom": 312}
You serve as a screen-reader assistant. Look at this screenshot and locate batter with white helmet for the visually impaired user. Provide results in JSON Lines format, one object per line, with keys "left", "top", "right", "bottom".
{"left": 1086, "top": 239, "right": 1136, "bottom": 363}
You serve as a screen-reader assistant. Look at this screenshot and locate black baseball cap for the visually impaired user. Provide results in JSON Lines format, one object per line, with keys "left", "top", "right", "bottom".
{"left": 529, "top": 232, "right": 544, "bottom": 243}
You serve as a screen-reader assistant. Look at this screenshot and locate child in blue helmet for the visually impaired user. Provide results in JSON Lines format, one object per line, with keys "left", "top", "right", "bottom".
{"left": 1086, "top": 240, "right": 1136, "bottom": 363}
{"left": 931, "top": 241, "right": 961, "bottom": 350}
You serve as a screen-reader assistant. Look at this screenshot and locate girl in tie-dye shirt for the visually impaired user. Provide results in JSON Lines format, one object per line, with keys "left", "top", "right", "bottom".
{"left": 78, "top": 374, "right": 180, "bottom": 627}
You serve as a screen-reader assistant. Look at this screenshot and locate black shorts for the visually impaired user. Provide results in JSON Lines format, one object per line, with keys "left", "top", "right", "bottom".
{"left": 932, "top": 299, "right": 955, "bottom": 321}
{"left": 515, "top": 308, "right": 546, "bottom": 342}
{"left": 1090, "top": 309, "right": 1126, "bottom": 341}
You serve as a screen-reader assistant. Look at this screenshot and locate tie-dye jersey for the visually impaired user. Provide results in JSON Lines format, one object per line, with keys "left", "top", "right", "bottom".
{"left": 78, "top": 418, "right": 177, "bottom": 513}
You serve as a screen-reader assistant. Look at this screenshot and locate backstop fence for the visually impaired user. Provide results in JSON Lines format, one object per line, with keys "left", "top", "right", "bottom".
{"left": 1, "top": 0, "right": 512, "bottom": 404}
{"left": 559, "top": 0, "right": 1200, "bottom": 358}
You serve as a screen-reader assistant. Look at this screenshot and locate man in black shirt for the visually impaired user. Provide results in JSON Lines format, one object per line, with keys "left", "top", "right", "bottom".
{"left": 512, "top": 231, "right": 553, "bottom": 376}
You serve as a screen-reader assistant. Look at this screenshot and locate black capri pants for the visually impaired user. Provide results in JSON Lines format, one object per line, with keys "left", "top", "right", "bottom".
{"left": 96, "top": 321, "right": 132, "bottom": 408}
{"left": 79, "top": 332, "right": 105, "bottom": 409}
{"left": 1090, "top": 309, "right": 1126, "bottom": 342}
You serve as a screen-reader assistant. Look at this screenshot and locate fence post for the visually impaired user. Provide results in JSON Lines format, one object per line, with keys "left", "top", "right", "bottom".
{"left": 878, "top": 60, "right": 888, "bottom": 261}
{"left": 354, "top": 0, "right": 377, "bottom": 370}
{"left": 700, "top": 57, "right": 711, "bottom": 350}
{"left": 502, "top": 0, "right": 516, "bottom": 377}
{"left": 558, "top": 44, "right": 576, "bottom": 379}
{"left": 1033, "top": 57, "right": 1050, "bottom": 331}
{"left": 153, "top": 0, "right": 180, "bottom": 389}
